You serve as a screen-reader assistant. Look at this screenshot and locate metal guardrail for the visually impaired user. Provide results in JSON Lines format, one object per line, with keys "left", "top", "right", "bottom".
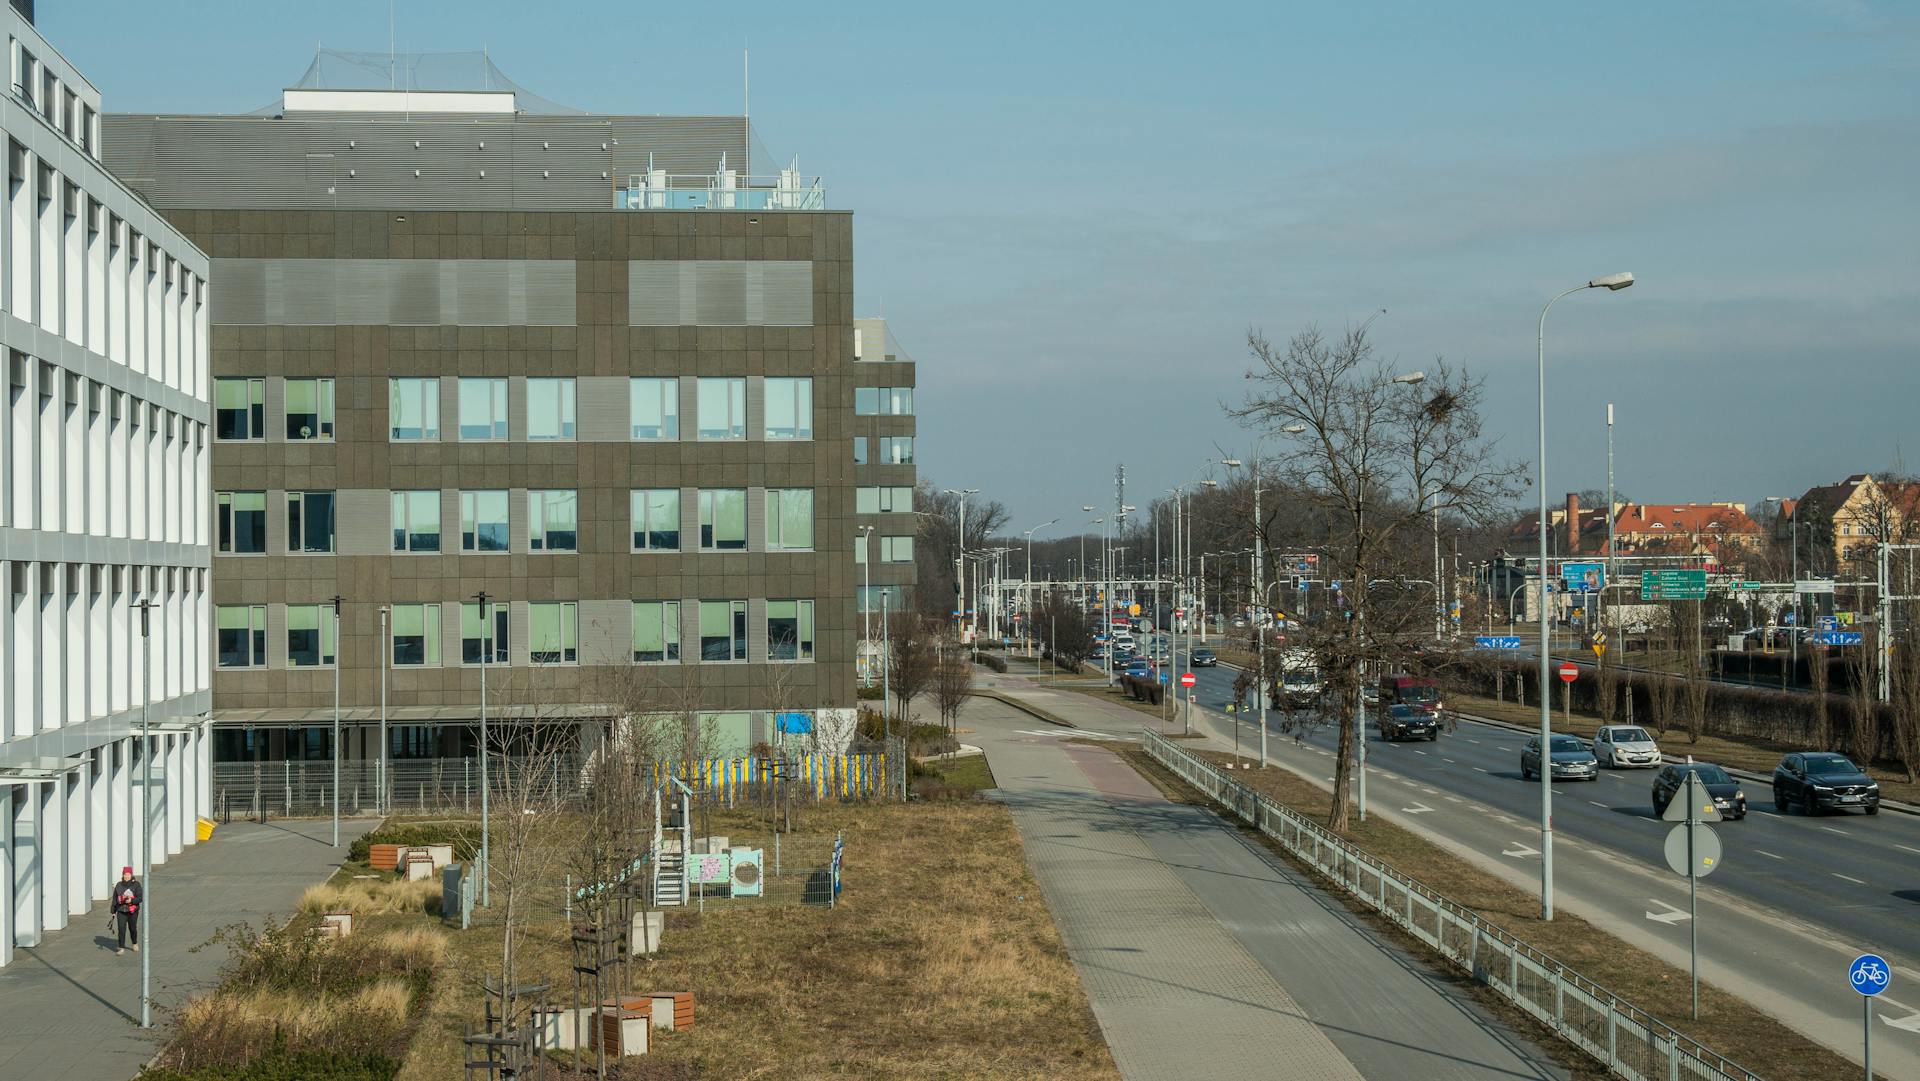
{"left": 1139, "top": 730, "right": 1764, "bottom": 1081}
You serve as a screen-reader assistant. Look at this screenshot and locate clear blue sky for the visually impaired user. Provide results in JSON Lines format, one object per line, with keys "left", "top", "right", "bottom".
{"left": 55, "top": 0, "right": 1920, "bottom": 528}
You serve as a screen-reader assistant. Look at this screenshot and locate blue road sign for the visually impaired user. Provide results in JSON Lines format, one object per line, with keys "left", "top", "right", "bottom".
{"left": 1819, "top": 615, "right": 1838, "bottom": 631}
{"left": 1783, "top": 611, "right": 1796, "bottom": 626}
{"left": 1475, "top": 636, "right": 1524, "bottom": 650}
{"left": 1813, "top": 631, "right": 1863, "bottom": 646}
{"left": 1849, "top": 954, "right": 1892, "bottom": 997}
{"left": 1158, "top": 672, "right": 1171, "bottom": 684}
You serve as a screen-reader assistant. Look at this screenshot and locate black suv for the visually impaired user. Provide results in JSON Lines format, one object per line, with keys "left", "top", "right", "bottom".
{"left": 1652, "top": 762, "right": 1747, "bottom": 820}
{"left": 1192, "top": 648, "right": 1218, "bottom": 667}
{"left": 1773, "top": 752, "right": 1880, "bottom": 815}
{"left": 1379, "top": 704, "right": 1439, "bottom": 742}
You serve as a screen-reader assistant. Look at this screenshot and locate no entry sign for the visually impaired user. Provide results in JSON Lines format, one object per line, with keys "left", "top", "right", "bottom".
{"left": 1558, "top": 662, "right": 1580, "bottom": 684}
{"left": 1180, "top": 672, "right": 1197, "bottom": 688}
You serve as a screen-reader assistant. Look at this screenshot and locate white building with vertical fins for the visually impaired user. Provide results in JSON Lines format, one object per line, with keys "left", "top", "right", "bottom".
{"left": 0, "top": 0, "right": 212, "bottom": 968}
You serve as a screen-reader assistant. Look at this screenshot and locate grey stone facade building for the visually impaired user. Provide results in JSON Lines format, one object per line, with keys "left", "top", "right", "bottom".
{"left": 105, "top": 58, "right": 915, "bottom": 767}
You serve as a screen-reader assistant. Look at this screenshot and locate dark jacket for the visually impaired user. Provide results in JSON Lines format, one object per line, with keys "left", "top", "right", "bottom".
{"left": 113, "top": 879, "right": 142, "bottom": 915}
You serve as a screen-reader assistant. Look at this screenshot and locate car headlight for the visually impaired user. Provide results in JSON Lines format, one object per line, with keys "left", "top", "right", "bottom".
{"left": 1734, "top": 791, "right": 1745, "bottom": 801}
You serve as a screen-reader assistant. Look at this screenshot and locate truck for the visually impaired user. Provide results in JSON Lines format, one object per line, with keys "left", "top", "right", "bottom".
{"left": 1378, "top": 673, "right": 1442, "bottom": 714}
{"left": 1270, "top": 648, "right": 1323, "bottom": 707}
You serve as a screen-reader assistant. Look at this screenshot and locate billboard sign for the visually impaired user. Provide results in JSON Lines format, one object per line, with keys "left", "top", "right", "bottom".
{"left": 1562, "top": 562, "right": 1606, "bottom": 594}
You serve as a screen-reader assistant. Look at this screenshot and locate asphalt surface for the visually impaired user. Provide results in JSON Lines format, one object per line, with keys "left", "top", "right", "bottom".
{"left": 966, "top": 692, "right": 1568, "bottom": 1081}
{"left": 1166, "top": 656, "right": 1920, "bottom": 1076}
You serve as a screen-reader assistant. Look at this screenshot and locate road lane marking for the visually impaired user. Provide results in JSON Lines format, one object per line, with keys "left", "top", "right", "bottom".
{"left": 1467, "top": 739, "right": 1483, "bottom": 745}
{"left": 1833, "top": 873, "right": 1867, "bottom": 885}
{"left": 1588, "top": 801, "right": 1608, "bottom": 808}
{"left": 1442, "top": 757, "right": 1457, "bottom": 763}
{"left": 1444, "top": 796, "right": 1463, "bottom": 803}
{"left": 1896, "top": 844, "right": 1920, "bottom": 857}
{"left": 1755, "top": 811, "right": 1780, "bottom": 818}
{"left": 1502, "top": 843, "right": 1540, "bottom": 858}
{"left": 1413, "top": 749, "right": 1429, "bottom": 755}
{"left": 1472, "top": 766, "right": 1489, "bottom": 773}
{"left": 1645, "top": 899, "right": 1690, "bottom": 924}
{"left": 1402, "top": 803, "right": 1434, "bottom": 814}
{"left": 1820, "top": 827, "right": 1848, "bottom": 836}
{"left": 1756, "top": 850, "right": 1782, "bottom": 860}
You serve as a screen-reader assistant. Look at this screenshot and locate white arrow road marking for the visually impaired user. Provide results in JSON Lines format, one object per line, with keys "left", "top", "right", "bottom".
{"left": 1402, "top": 803, "right": 1435, "bottom": 814}
{"left": 1502, "top": 843, "right": 1540, "bottom": 859}
{"left": 1645, "top": 899, "right": 1691, "bottom": 924}
{"left": 1881, "top": 1012, "right": 1920, "bottom": 1033}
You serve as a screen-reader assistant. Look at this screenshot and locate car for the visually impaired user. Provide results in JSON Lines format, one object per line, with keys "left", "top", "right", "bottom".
{"left": 1772, "top": 752, "right": 1880, "bottom": 815}
{"left": 1192, "top": 648, "right": 1218, "bottom": 667}
{"left": 1592, "top": 724, "right": 1662, "bottom": 768}
{"left": 1123, "top": 659, "right": 1152, "bottom": 679}
{"left": 1380, "top": 704, "right": 1439, "bottom": 742}
{"left": 1360, "top": 684, "right": 1381, "bottom": 706}
{"left": 1520, "top": 734, "right": 1597, "bottom": 781}
{"left": 1653, "top": 762, "right": 1747, "bottom": 820}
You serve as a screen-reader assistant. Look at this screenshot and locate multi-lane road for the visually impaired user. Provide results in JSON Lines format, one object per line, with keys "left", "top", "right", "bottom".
{"left": 1164, "top": 656, "right": 1920, "bottom": 1074}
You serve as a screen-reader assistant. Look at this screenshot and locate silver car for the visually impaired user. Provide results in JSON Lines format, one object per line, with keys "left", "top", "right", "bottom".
{"left": 1592, "top": 724, "right": 1662, "bottom": 769}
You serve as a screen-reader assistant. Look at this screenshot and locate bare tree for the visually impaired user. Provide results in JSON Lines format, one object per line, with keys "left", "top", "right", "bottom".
{"left": 1229, "top": 325, "right": 1520, "bottom": 832}
{"left": 888, "top": 615, "right": 938, "bottom": 726}
{"left": 1807, "top": 642, "right": 1833, "bottom": 750}
{"left": 1674, "top": 599, "right": 1708, "bottom": 744}
{"left": 1039, "top": 590, "right": 1095, "bottom": 674}
{"left": 1892, "top": 620, "right": 1920, "bottom": 783}
{"left": 914, "top": 480, "right": 1012, "bottom": 621}
{"left": 1845, "top": 632, "right": 1880, "bottom": 768}
{"left": 931, "top": 643, "right": 975, "bottom": 744}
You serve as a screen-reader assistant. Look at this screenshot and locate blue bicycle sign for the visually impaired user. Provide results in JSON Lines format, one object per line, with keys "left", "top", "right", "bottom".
{"left": 1849, "top": 954, "right": 1892, "bottom": 997}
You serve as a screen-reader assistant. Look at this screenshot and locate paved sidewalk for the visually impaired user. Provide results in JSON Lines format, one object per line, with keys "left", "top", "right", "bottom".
{"left": 967, "top": 684, "right": 1564, "bottom": 1081}
{"left": 0, "top": 818, "right": 375, "bottom": 1081}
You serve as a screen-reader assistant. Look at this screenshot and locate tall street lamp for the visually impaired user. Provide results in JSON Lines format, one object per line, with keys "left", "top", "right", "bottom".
{"left": 330, "top": 595, "right": 343, "bottom": 848}
{"left": 1024, "top": 519, "right": 1057, "bottom": 657}
{"left": 474, "top": 589, "right": 492, "bottom": 906}
{"left": 1080, "top": 506, "right": 1096, "bottom": 607}
{"left": 943, "top": 488, "right": 979, "bottom": 638}
{"left": 136, "top": 597, "right": 154, "bottom": 1029}
{"left": 1536, "top": 271, "right": 1634, "bottom": 921}
{"left": 378, "top": 604, "right": 390, "bottom": 815}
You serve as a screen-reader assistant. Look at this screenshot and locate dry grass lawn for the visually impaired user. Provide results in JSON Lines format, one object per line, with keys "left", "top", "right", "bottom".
{"left": 400, "top": 801, "right": 1116, "bottom": 1081}
{"left": 1108, "top": 742, "right": 1864, "bottom": 1081}
{"left": 301, "top": 876, "right": 444, "bottom": 917}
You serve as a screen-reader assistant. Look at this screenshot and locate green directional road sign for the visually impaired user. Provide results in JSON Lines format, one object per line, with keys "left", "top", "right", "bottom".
{"left": 1641, "top": 569, "right": 1708, "bottom": 600}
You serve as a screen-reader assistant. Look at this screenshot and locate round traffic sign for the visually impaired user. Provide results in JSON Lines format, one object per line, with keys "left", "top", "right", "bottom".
{"left": 1557, "top": 662, "right": 1580, "bottom": 683}
{"left": 1663, "top": 822, "right": 1721, "bottom": 878}
{"left": 1850, "top": 954, "right": 1892, "bottom": 997}
{"left": 1180, "top": 672, "right": 1196, "bottom": 688}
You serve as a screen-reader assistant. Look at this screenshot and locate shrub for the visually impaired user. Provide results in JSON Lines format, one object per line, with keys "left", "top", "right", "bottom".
{"left": 348, "top": 822, "right": 476, "bottom": 865}
{"left": 299, "top": 878, "right": 442, "bottom": 917}
{"left": 973, "top": 651, "right": 1009, "bottom": 673}
{"left": 140, "top": 1049, "right": 402, "bottom": 1081}
{"left": 856, "top": 682, "right": 886, "bottom": 700}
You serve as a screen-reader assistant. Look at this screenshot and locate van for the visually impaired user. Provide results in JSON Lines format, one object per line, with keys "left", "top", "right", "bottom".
{"left": 1379, "top": 674, "right": 1442, "bottom": 713}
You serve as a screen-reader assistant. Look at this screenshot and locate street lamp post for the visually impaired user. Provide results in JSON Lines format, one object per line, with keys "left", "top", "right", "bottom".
{"left": 1024, "top": 519, "right": 1057, "bottom": 658}
{"left": 1606, "top": 404, "right": 1616, "bottom": 631}
{"left": 1536, "top": 271, "right": 1634, "bottom": 921}
{"left": 330, "top": 595, "right": 343, "bottom": 848}
{"left": 944, "top": 488, "right": 978, "bottom": 639}
{"left": 136, "top": 597, "right": 153, "bottom": 1029}
{"left": 378, "top": 604, "right": 390, "bottom": 815}
{"left": 474, "top": 589, "right": 492, "bottom": 906}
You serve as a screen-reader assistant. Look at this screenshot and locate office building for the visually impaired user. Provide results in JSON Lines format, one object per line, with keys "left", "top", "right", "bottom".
{"left": 850, "top": 316, "right": 919, "bottom": 675}
{"left": 105, "top": 50, "right": 879, "bottom": 777}
{"left": 0, "top": 1, "right": 213, "bottom": 966}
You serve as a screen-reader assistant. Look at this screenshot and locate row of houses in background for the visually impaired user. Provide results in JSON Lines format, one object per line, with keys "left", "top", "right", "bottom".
{"left": 1508, "top": 474, "right": 1920, "bottom": 573}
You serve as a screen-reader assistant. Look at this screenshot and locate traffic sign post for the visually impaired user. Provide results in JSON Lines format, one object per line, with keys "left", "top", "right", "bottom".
{"left": 1475, "top": 635, "right": 1523, "bottom": 650}
{"left": 1179, "top": 672, "right": 1196, "bottom": 688}
{"left": 1557, "top": 662, "right": 1578, "bottom": 725}
{"left": 1661, "top": 772, "right": 1724, "bottom": 1019}
{"left": 1850, "top": 953, "right": 1891, "bottom": 1081}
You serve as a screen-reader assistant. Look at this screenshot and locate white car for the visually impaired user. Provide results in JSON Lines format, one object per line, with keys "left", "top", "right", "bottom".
{"left": 1592, "top": 724, "right": 1662, "bottom": 769}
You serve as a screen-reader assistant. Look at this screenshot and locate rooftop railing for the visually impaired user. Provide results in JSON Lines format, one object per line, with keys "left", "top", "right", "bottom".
{"left": 617, "top": 170, "right": 824, "bottom": 211}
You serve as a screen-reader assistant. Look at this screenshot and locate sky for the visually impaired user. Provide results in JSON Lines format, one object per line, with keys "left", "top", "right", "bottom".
{"left": 52, "top": 0, "right": 1920, "bottom": 531}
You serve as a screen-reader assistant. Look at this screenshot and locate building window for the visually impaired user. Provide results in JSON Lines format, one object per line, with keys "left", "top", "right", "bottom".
{"left": 459, "top": 490, "right": 509, "bottom": 553}
{"left": 285, "top": 378, "right": 335, "bottom": 440}
{"left": 389, "top": 377, "right": 439, "bottom": 441}
{"left": 880, "top": 436, "right": 914, "bottom": 464}
{"left": 853, "top": 436, "right": 867, "bottom": 465}
{"left": 459, "top": 377, "right": 508, "bottom": 441}
{"left": 630, "top": 377, "right": 678, "bottom": 440}
{"left": 391, "top": 490, "right": 442, "bottom": 552}
{"left": 216, "top": 605, "right": 266, "bottom": 668}
{"left": 527, "top": 378, "right": 576, "bottom": 441}
{"left": 698, "top": 489, "right": 747, "bottom": 550}
{"left": 856, "top": 486, "right": 914, "bottom": 514}
{"left": 767, "top": 599, "right": 815, "bottom": 661}
{"left": 217, "top": 491, "right": 267, "bottom": 554}
{"left": 461, "top": 601, "right": 508, "bottom": 665}
{"left": 529, "top": 602, "right": 577, "bottom": 664}
{"left": 214, "top": 377, "right": 264, "bottom": 440}
{"left": 764, "top": 377, "right": 812, "bottom": 440}
{"left": 391, "top": 603, "right": 441, "bottom": 667}
{"left": 530, "top": 489, "right": 578, "bottom": 552}
{"left": 855, "top": 387, "right": 913, "bottom": 416}
{"left": 631, "top": 489, "right": 681, "bottom": 551}
{"left": 696, "top": 377, "right": 746, "bottom": 440}
{"left": 632, "top": 600, "right": 681, "bottom": 663}
{"left": 766, "top": 488, "right": 814, "bottom": 550}
{"left": 856, "top": 585, "right": 897, "bottom": 614}
{"left": 882, "top": 535, "right": 915, "bottom": 563}
{"left": 699, "top": 599, "right": 748, "bottom": 661}
{"left": 855, "top": 535, "right": 868, "bottom": 565}
{"left": 286, "top": 491, "right": 336, "bottom": 554}
{"left": 287, "top": 604, "right": 337, "bottom": 667}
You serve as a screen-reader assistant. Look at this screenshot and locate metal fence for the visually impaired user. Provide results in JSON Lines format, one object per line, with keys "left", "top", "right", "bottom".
{"left": 214, "top": 747, "right": 904, "bottom": 821}
{"left": 1139, "top": 730, "right": 1764, "bottom": 1081}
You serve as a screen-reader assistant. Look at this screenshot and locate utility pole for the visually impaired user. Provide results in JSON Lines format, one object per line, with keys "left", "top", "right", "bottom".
{"left": 474, "top": 590, "right": 492, "bottom": 906}
{"left": 1606, "top": 403, "right": 1616, "bottom": 634}
{"left": 331, "top": 595, "right": 343, "bottom": 848}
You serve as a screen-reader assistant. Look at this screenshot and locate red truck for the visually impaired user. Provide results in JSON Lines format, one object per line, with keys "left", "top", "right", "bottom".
{"left": 1378, "top": 674, "right": 1442, "bottom": 714}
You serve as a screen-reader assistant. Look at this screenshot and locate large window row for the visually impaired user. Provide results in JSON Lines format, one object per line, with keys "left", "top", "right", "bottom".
{"left": 374, "top": 376, "right": 818, "bottom": 444}
{"left": 214, "top": 598, "right": 816, "bottom": 670}
{"left": 213, "top": 487, "right": 814, "bottom": 556}
{"left": 4, "top": 352, "right": 210, "bottom": 545}
{"left": 1, "top": 132, "right": 207, "bottom": 396}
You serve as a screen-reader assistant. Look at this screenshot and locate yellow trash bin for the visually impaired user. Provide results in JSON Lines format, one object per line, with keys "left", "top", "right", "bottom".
{"left": 196, "top": 816, "right": 216, "bottom": 842}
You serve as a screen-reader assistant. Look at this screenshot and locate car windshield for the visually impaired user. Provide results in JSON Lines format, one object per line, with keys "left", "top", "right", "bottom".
{"left": 1806, "top": 756, "right": 1860, "bottom": 775}
{"left": 1610, "top": 728, "right": 1651, "bottom": 743}
{"left": 1550, "top": 736, "right": 1585, "bottom": 752}
{"left": 1399, "top": 685, "right": 1439, "bottom": 703}
{"left": 1686, "top": 766, "right": 1732, "bottom": 784}
{"left": 1285, "top": 671, "right": 1317, "bottom": 685}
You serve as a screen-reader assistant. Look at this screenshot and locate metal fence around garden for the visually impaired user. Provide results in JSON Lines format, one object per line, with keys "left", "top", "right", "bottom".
{"left": 214, "top": 746, "right": 903, "bottom": 821}
{"left": 1139, "top": 730, "right": 1764, "bottom": 1081}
